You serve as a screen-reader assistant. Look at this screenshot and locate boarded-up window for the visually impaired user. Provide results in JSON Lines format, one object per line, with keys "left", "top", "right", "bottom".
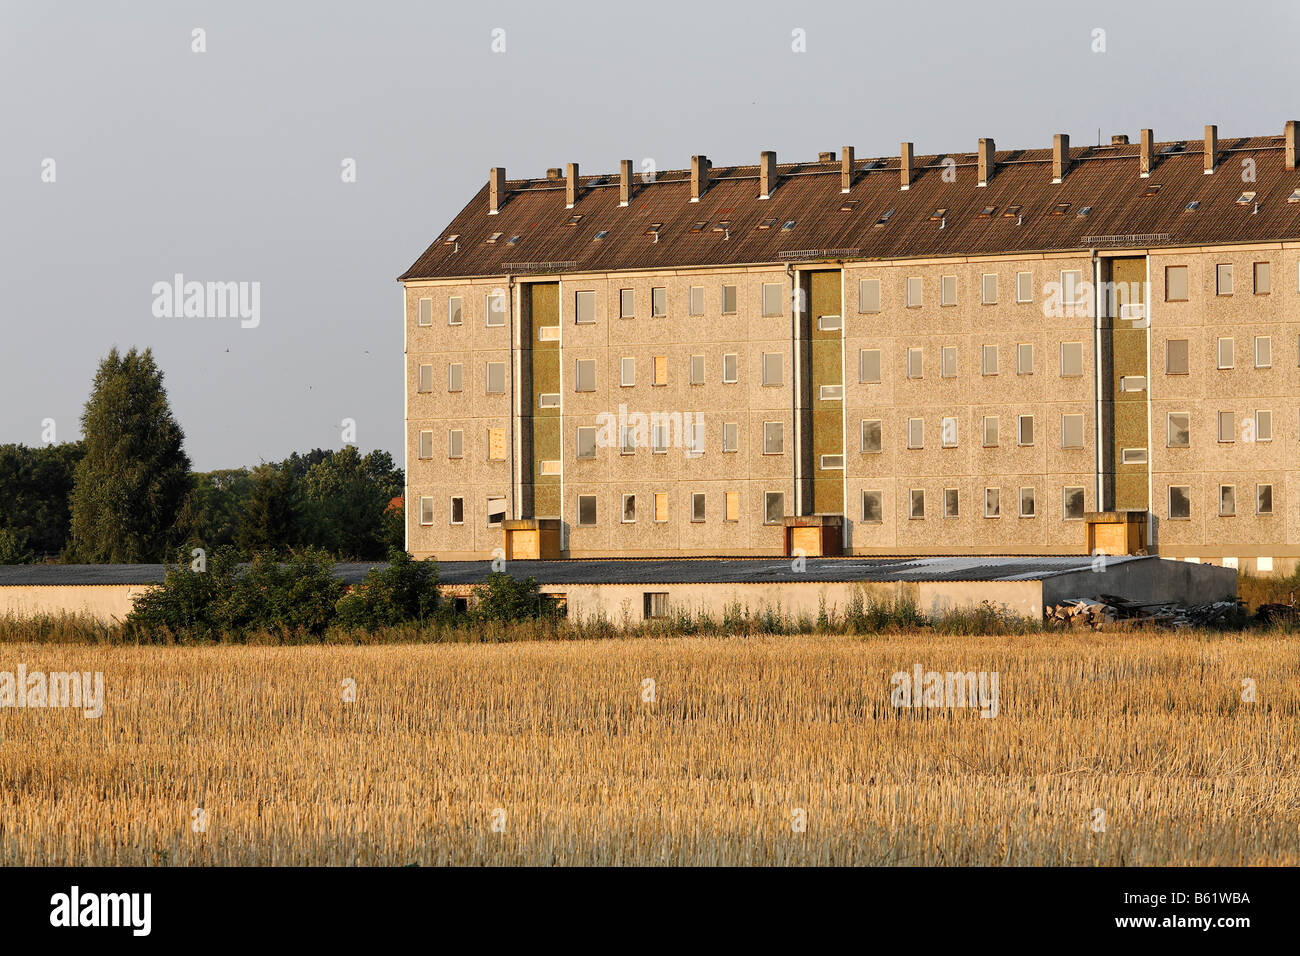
{"left": 487, "top": 428, "right": 506, "bottom": 460}
{"left": 858, "top": 278, "right": 881, "bottom": 313}
{"left": 1061, "top": 414, "right": 1084, "bottom": 449}
{"left": 762, "top": 283, "right": 783, "bottom": 317}
{"left": 652, "top": 355, "right": 667, "bottom": 386}
{"left": 1166, "top": 339, "right": 1189, "bottom": 374}
{"left": 1061, "top": 342, "right": 1083, "bottom": 377}
{"left": 859, "top": 349, "right": 881, "bottom": 383}
{"left": 1165, "top": 265, "right": 1188, "bottom": 301}
{"left": 653, "top": 493, "right": 668, "bottom": 523}
{"left": 725, "top": 492, "right": 739, "bottom": 522}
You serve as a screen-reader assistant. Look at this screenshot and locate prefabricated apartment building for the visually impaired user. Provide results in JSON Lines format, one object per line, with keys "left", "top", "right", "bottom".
{"left": 400, "top": 123, "right": 1300, "bottom": 575}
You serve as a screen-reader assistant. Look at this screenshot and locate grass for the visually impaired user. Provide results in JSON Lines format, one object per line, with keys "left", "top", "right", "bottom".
{"left": 0, "top": 630, "right": 1296, "bottom": 865}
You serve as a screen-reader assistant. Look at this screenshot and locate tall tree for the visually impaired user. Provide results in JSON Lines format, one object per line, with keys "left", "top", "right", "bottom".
{"left": 69, "top": 347, "right": 191, "bottom": 562}
{"left": 0, "top": 441, "right": 84, "bottom": 558}
{"left": 297, "top": 447, "right": 402, "bottom": 559}
{"left": 236, "top": 462, "right": 298, "bottom": 555}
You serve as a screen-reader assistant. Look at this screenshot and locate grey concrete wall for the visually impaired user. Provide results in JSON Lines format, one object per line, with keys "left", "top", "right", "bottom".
{"left": 1040, "top": 556, "right": 1237, "bottom": 607}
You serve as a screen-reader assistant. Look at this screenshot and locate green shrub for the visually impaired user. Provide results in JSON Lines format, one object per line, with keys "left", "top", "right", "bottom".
{"left": 471, "top": 573, "right": 559, "bottom": 622}
{"left": 335, "top": 549, "right": 440, "bottom": 628}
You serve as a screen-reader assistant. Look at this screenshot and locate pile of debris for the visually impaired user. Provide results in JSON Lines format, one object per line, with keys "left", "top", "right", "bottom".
{"left": 1045, "top": 594, "right": 1249, "bottom": 630}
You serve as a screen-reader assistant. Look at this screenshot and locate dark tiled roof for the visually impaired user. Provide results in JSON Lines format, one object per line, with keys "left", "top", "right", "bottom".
{"left": 0, "top": 556, "right": 1144, "bottom": 587}
{"left": 400, "top": 135, "right": 1300, "bottom": 280}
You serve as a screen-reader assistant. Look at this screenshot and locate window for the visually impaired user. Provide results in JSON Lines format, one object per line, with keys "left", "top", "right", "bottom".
{"left": 1165, "top": 265, "right": 1188, "bottom": 301}
{"left": 538, "top": 459, "right": 560, "bottom": 475}
{"left": 448, "top": 297, "right": 463, "bottom": 326}
{"left": 576, "top": 427, "right": 597, "bottom": 459}
{"left": 817, "top": 314, "right": 842, "bottom": 331}
{"left": 653, "top": 493, "right": 668, "bottom": 523}
{"left": 620, "top": 357, "right": 635, "bottom": 387}
{"left": 941, "top": 417, "right": 958, "bottom": 448}
{"left": 419, "top": 497, "right": 434, "bottom": 525}
{"left": 1219, "top": 485, "right": 1236, "bottom": 517}
{"left": 577, "top": 494, "right": 597, "bottom": 526}
{"left": 984, "top": 488, "right": 1000, "bottom": 518}
{"left": 981, "top": 345, "right": 998, "bottom": 376}
{"left": 762, "top": 283, "right": 783, "bottom": 317}
{"left": 644, "top": 592, "right": 669, "bottom": 619}
{"left": 1063, "top": 487, "right": 1085, "bottom": 520}
{"left": 619, "top": 289, "right": 634, "bottom": 318}
{"left": 448, "top": 363, "right": 463, "bottom": 392}
{"left": 859, "top": 349, "right": 881, "bottom": 383}
{"left": 691, "top": 493, "right": 706, "bottom": 522}
{"left": 907, "top": 348, "right": 923, "bottom": 379}
{"left": 1255, "top": 336, "right": 1272, "bottom": 368}
{"left": 651, "top": 422, "right": 669, "bottom": 454}
{"left": 539, "top": 393, "right": 560, "bottom": 409}
{"left": 487, "top": 428, "right": 506, "bottom": 461}
{"left": 721, "top": 285, "right": 737, "bottom": 315}
{"left": 907, "top": 418, "right": 924, "bottom": 449}
{"left": 619, "top": 424, "right": 636, "bottom": 455}
{"left": 486, "top": 362, "right": 506, "bottom": 394}
{"left": 1061, "top": 270, "right": 1086, "bottom": 310}
{"left": 1061, "top": 414, "right": 1084, "bottom": 449}
{"left": 1017, "top": 343, "right": 1033, "bottom": 375}
{"left": 417, "top": 364, "right": 433, "bottom": 393}
{"left": 939, "top": 275, "right": 956, "bottom": 307}
{"left": 1167, "top": 412, "right": 1190, "bottom": 447}
{"left": 651, "top": 287, "right": 666, "bottom": 317}
{"left": 981, "top": 274, "right": 998, "bottom": 305}
{"left": 982, "top": 416, "right": 999, "bottom": 447}
{"left": 575, "top": 359, "right": 596, "bottom": 392}
{"left": 1016, "top": 272, "right": 1032, "bottom": 303}
{"left": 819, "top": 384, "right": 843, "bottom": 401}
{"left": 485, "top": 291, "right": 506, "bottom": 327}
{"left": 1255, "top": 409, "right": 1272, "bottom": 442}
{"left": 820, "top": 454, "right": 844, "bottom": 470}
{"left": 909, "top": 489, "right": 925, "bottom": 519}
{"left": 689, "top": 355, "right": 705, "bottom": 385}
{"left": 448, "top": 429, "right": 463, "bottom": 459}
{"left": 417, "top": 298, "right": 432, "bottom": 327}
{"left": 1166, "top": 339, "right": 1189, "bottom": 375}
{"left": 863, "top": 418, "right": 883, "bottom": 452}
{"left": 858, "top": 278, "right": 881, "bottom": 313}
{"left": 652, "top": 355, "right": 667, "bottom": 386}
{"left": 1019, "top": 487, "right": 1036, "bottom": 518}
{"left": 574, "top": 290, "right": 595, "bottom": 324}
{"left": 763, "top": 421, "right": 784, "bottom": 454}
{"left": 1120, "top": 375, "right": 1146, "bottom": 392}
{"left": 1218, "top": 410, "right": 1234, "bottom": 442}
{"left": 761, "top": 352, "right": 783, "bottom": 386}
{"left": 725, "top": 492, "right": 739, "bottom": 522}
{"left": 418, "top": 430, "right": 433, "bottom": 459}
{"left": 1120, "top": 447, "right": 1147, "bottom": 465}
{"left": 450, "top": 497, "right": 464, "bottom": 525}
{"left": 1257, "top": 484, "right": 1273, "bottom": 515}
{"left": 764, "top": 492, "right": 784, "bottom": 524}
{"left": 1254, "top": 262, "right": 1270, "bottom": 295}
{"left": 906, "top": 276, "right": 923, "bottom": 307}
{"left": 1061, "top": 342, "right": 1083, "bottom": 377}
{"left": 722, "top": 353, "right": 738, "bottom": 383}
{"left": 622, "top": 494, "right": 636, "bottom": 523}
{"left": 487, "top": 497, "right": 506, "bottom": 526}
{"left": 943, "top": 488, "right": 959, "bottom": 518}
{"left": 1018, "top": 415, "right": 1034, "bottom": 446}
{"left": 940, "top": 347, "right": 957, "bottom": 378}
{"left": 722, "top": 422, "right": 739, "bottom": 453}
{"left": 861, "top": 490, "right": 883, "bottom": 523}
{"left": 1168, "top": 485, "right": 1191, "bottom": 519}
{"left": 689, "top": 286, "right": 704, "bottom": 316}
{"left": 1217, "top": 338, "right": 1234, "bottom": 369}
{"left": 1216, "top": 263, "right": 1233, "bottom": 295}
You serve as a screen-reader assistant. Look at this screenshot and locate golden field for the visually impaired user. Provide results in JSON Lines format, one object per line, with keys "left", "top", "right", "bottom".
{"left": 0, "top": 632, "right": 1297, "bottom": 866}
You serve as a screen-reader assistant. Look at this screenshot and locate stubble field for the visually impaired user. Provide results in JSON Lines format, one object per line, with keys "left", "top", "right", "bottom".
{"left": 1, "top": 632, "right": 1296, "bottom": 865}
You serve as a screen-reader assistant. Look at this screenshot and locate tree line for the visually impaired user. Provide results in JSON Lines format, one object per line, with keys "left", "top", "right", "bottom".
{"left": 0, "top": 347, "right": 403, "bottom": 564}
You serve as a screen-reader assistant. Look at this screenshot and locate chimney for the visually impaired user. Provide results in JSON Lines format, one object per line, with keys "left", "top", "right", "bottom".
{"left": 546, "top": 167, "right": 562, "bottom": 180}
{"left": 818, "top": 151, "right": 836, "bottom": 163}
{"left": 565, "top": 162, "right": 579, "bottom": 208}
{"left": 900, "top": 142, "right": 913, "bottom": 190}
{"left": 691, "top": 154, "right": 709, "bottom": 202}
{"left": 1286, "top": 121, "right": 1297, "bottom": 171}
{"left": 489, "top": 167, "right": 506, "bottom": 215}
{"left": 1204, "top": 125, "right": 1217, "bottom": 174}
{"left": 840, "top": 146, "right": 854, "bottom": 193}
{"left": 619, "top": 159, "right": 633, "bottom": 206}
{"left": 1052, "top": 134, "right": 1070, "bottom": 184}
{"left": 1139, "top": 129, "right": 1154, "bottom": 178}
{"left": 759, "top": 150, "right": 777, "bottom": 199}
{"left": 1111, "top": 134, "right": 1130, "bottom": 146}
{"left": 977, "top": 138, "right": 995, "bottom": 187}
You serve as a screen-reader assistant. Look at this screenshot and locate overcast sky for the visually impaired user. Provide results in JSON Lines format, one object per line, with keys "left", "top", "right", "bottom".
{"left": 3, "top": 0, "right": 1297, "bottom": 470}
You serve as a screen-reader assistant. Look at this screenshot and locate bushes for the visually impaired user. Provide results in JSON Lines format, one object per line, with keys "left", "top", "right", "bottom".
{"left": 335, "top": 549, "right": 440, "bottom": 629}
{"left": 470, "top": 572, "right": 559, "bottom": 622}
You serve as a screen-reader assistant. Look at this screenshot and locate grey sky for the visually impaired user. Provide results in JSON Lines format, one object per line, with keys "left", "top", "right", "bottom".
{"left": 3, "top": 0, "right": 1296, "bottom": 471}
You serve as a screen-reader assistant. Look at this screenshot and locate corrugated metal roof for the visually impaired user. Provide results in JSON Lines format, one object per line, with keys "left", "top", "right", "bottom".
{"left": 400, "top": 135, "right": 1300, "bottom": 280}
{"left": 0, "top": 556, "right": 1144, "bottom": 588}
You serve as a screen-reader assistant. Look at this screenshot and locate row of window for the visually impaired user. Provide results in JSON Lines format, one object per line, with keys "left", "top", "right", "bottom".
{"left": 1164, "top": 262, "right": 1300, "bottom": 300}
{"left": 867, "top": 486, "right": 1085, "bottom": 522}
{"left": 419, "top": 491, "right": 787, "bottom": 527}
{"left": 1167, "top": 484, "right": 1277, "bottom": 519}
